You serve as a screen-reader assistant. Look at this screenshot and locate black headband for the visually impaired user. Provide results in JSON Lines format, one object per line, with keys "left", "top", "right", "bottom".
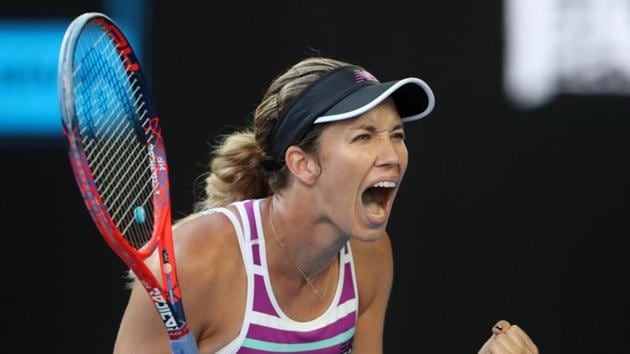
{"left": 262, "top": 66, "right": 377, "bottom": 170}
{"left": 261, "top": 65, "right": 435, "bottom": 171}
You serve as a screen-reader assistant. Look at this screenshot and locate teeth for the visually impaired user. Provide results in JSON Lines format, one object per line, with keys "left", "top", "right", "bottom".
{"left": 372, "top": 181, "right": 397, "bottom": 188}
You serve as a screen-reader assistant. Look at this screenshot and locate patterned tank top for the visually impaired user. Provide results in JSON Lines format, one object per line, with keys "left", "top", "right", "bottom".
{"left": 204, "top": 199, "right": 358, "bottom": 353}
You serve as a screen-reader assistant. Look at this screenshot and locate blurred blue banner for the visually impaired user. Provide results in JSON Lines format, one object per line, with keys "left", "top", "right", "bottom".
{"left": 0, "top": 21, "right": 66, "bottom": 137}
{"left": 0, "top": 0, "right": 145, "bottom": 139}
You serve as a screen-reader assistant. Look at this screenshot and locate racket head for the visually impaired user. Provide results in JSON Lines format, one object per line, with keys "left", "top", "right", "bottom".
{"left": 58, "top": 12, "right": 168, "bottom": 258}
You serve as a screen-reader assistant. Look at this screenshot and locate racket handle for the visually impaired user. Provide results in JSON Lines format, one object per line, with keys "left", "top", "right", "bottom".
{"left": 169, "top": 332, "right": 199, "bottom": 354}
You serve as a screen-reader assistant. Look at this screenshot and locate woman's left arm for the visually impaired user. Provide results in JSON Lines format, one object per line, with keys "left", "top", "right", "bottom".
{"left": 350, "top": 233, "right": 394, "bottom": 354}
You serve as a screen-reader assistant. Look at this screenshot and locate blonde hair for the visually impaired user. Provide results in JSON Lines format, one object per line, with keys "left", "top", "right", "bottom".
{"left": 194, "top": 57, "right": 357, "bottom": 211}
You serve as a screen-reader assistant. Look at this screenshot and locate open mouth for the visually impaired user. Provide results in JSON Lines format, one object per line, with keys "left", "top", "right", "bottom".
{"left": 361, "top": 181, "right": 397, "bottom": 220}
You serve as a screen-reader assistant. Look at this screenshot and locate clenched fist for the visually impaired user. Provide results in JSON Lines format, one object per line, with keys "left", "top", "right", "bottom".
{"left": 478, "top": 320, "right": 538, "bottom": 354}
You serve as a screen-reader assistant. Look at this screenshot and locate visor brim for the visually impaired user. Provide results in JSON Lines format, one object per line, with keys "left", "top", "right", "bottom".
{"left": 313, "top": 77, "right": 435, "bottom": 124}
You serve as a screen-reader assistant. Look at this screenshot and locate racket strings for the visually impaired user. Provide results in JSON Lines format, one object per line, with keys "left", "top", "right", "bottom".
{"left": 73, "top": 23, "right": 156, "bottom": 250}
{"left": 90, "top": 95, "right": 145, "bottom": 189}
{"left": 81, "top": 85, "right": 138, "bottom": 165}
{"left": 80, "top": 75, "right": 146, "bottom": 175}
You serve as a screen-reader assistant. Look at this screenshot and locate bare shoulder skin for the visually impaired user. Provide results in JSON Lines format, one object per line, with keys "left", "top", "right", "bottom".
{"left": 350, "top": 231, "right": 394, "bottom": 354}
{"left": 113, "top": 208, "right": 248, "bottom": 354}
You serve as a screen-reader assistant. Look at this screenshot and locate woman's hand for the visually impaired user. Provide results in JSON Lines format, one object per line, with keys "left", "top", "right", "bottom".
{"left": 478, "top": 320, "right": 539, "bottom": 354}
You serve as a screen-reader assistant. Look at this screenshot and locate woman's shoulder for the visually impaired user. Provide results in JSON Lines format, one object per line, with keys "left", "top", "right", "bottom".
{"left": 173, "top": 207, "right": 242, "bottom": 256}
{"left": 349, "top": 231, "right": 393, "bottom": 266}
{"left": 171, "top": 207, "right": 245, "bottom": 279}
{"left": 349, "top": 232, "right": 394, "bottom": 312}
{"left": 169, "top": 208, "right": 249, "bottom": 344}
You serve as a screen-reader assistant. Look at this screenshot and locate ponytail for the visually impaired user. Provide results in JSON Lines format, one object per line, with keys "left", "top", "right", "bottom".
{"left": 195, "top": 130, "right": 269, "bottom": 211}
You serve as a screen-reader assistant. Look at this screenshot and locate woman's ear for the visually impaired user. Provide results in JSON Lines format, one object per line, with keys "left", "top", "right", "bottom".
{"left": 284, "top": 146, "right": 320, "bottom": 185}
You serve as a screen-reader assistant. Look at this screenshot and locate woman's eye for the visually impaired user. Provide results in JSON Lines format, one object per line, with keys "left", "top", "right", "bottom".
{"left": 393, "top": 132, "right": 406, "bottom": 140}
{"left": 354, "top": 134, "right": 371, "bottom": 142}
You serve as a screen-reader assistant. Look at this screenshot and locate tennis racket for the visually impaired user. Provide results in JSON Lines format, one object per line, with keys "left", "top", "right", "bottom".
{"left": 58, "top": 12, "right": 198, "bottom": 354}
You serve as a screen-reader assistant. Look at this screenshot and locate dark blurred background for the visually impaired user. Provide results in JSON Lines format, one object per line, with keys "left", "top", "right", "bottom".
{"left": 2, "top": 1, "right": 628, "bottom": 353}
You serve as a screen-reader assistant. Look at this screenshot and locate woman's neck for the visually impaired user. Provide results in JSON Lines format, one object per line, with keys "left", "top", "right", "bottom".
{"left": 265, "top": 194, "right": 346, "bottom": 281}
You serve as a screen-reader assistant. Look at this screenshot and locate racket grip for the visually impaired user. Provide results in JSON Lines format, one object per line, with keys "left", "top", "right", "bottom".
{"left": 169, "top": 332, "right": 199, "bottom": 354}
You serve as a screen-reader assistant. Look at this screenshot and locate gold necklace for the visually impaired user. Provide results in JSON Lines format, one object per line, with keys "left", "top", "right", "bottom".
{"left": 268, "top": 201, "right": 332, "bottom": 301}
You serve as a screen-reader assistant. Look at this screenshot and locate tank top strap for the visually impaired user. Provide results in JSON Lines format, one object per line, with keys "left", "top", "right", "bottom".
{"left": 200, "top": 206, "right": 249, "bottom": 265}
{"left": 204, "top": 201, "right": 259, "bottom": 354}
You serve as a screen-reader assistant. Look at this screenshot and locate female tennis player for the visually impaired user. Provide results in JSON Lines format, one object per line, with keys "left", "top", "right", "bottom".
{"left": 113, "top": 57, "right": 538, "bottom": 354}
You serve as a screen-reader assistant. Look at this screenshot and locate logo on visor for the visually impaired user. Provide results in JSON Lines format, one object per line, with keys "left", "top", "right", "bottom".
{"left": 353, "top": 69, "right": 379, "bottom": 84}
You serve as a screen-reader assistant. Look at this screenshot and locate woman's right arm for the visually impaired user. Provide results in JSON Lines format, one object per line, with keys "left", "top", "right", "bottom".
{"left": 113, "top": 211, "right": 242, "bottom": 354}
{"left": 113, "top": 275, "right": 174, "bottom": 353}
